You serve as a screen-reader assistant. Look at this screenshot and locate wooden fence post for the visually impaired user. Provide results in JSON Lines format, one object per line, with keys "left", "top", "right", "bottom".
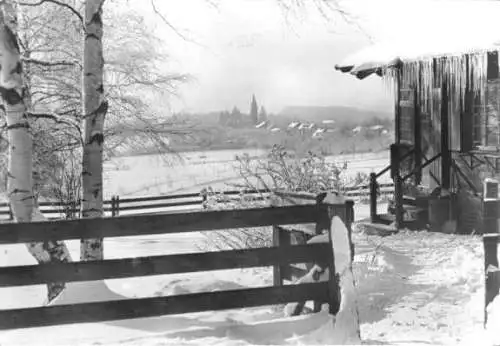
{"left": 115, "top": 196, "right": 120, "bottom": 217}
{"left": 315, "top": 202, "right": 340, "bottom": 315}
{"left": 369, "top": 172, "right": 377, "bottom": 223}
{"left": 272, "top": 225, "right": 291, "bottom": 287}
{"left": 483, "top": 178, "right": 500, "bottom": 327}
{"left": 111, "top": 196, "right": 120, "bottom": 217}
{"left": 394, "top": 174, "right": 404, "bottom": 230}
{"left": 345, "top": 200, "right": 355, "bottom": 261}
{"left": 200, "top": 188, "right": 208, "bottom": 209}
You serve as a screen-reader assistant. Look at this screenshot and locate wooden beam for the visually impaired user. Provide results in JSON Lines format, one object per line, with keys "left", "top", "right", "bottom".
{"left": 0, "top": 282, "right": 330, "bottom": 330}
{"left": 441, "top": 80, "right": 451, "bottom": 189}
{"left": 0, "top": 243, "right": 331, "bottom": 287}
{"left": 395, "top": 69, "right": 402, "bottom": 144}
{"left": 273, "top": 226, "right": 292, "bottom": 285}
{"left": 0, "top": 205, "right": 330, "bottom": 244}
{"left": 414, "top": 86, "right": 422, "bottom": 184}
{"left": 116, "top": 200, "right": 201, "bottom": 211}
{"left": 461, "top": 55, "right": 474, "bottom": 152}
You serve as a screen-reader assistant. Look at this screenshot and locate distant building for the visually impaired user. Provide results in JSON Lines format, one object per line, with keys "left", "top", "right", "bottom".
{"left": 312, "top": 128, "right": 326, "bottom": 138}
{"left": 322, "top": 120, "right": 336, "bottom": 124}
{"left": 255, "top": 121, "right": 267, "bottom": 129}
{"left": 352, "top": 126, "right": 363, "bottom": 134}
{"left": 370, "top": 125, "right": 384, "bottom": 131}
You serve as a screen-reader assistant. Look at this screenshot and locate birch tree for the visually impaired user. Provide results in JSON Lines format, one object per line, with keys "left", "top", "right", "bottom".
{"left": 79, "top": 0, "right": 106, "bottom": 260}
{"left": 0, "top": 0, "right": 72, "bottom": 304}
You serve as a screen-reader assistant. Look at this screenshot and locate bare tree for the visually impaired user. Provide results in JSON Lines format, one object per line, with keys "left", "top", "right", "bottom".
{"left": 10, "top": 0, "right": 193, "bottom": 261}
{"left": 0, "top": 0, "right": 72, "bottom": 304}
{"left": 78, "top": 0, "right": 106, "bottom": 260}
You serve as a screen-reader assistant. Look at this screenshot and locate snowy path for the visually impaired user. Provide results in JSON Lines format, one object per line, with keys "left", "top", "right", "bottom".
{"left": 355, "top": 230, "right": 485, "bottom": 345}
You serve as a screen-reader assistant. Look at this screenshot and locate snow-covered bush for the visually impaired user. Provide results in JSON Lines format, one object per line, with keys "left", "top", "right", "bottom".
{"left": 233, "top": 144, "right": 349, "bottom": 193}
{"left": 201, "top": 186, "right": 272, "bottom": 250}
{"left": 202, "top": 146, "right": 349, "bottom": 250}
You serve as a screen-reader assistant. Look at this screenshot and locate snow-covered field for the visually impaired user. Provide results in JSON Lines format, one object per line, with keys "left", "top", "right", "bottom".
{"left": 0, "top": 203, "right": 498, "bottom": 345}
{"left": 103, "top": 149, "right": 391, "bottom": 198}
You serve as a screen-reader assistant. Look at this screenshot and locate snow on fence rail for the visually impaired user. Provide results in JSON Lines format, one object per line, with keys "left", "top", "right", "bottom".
{"left": 0, "top": 184, "right": 393, "bottom": 220}
{"left": 0, "top": 202, "right": 352, "bottom": 330}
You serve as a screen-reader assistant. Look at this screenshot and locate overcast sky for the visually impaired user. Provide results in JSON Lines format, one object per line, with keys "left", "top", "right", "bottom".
{"left": 126, "top": 0, "right": 500, "bottom": 115}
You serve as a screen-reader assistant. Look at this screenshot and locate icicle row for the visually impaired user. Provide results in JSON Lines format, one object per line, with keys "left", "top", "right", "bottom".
{"left": 379, "top": 49, "right": 500, "bottom": 118}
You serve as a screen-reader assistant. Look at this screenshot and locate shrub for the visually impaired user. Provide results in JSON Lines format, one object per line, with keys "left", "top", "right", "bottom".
{"left": 202, "top": 145, "right": 349, "bottom": 250}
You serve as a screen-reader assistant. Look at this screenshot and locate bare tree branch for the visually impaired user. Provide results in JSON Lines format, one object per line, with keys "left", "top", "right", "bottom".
{"left": 150, "top": 0, "right": 211, "bottom": 48}
{"left": 22, "top": 56, "right": 81, "bottom": 69}
{"left": 27, "top": 111, "right": 81, "bottom": 135}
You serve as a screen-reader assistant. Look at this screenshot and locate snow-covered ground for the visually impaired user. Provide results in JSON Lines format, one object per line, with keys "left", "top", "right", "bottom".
{"left": 103, "top": 149, "right": 391, "bottom": 198}
{"left": 0, "top": 203, "right": 498, "bottom": 345}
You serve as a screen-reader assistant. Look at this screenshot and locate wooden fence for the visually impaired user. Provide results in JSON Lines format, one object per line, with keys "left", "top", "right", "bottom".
{"left": 0, "top": 184, "right": 391, "bottom": 221}
{"left": 0, "top": 201, "right": 353, "bottom": 330}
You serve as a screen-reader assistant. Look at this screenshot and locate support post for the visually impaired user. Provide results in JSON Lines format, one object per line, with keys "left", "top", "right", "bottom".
{"left": 395, "top": 68, "right": 401, "bottom": 144}
{"left": 461, "top": 55, "right": 474, "bottom": 152}
{"left": 111, "top": 196, "right": 116, "bottom": 217}
{"left": 272, "top": 225, "right": 291, "bottom": 287}
{"left": 369, "top": 173, "right": 377, "bottom": 223}
{"left": 414, "top": 87, "right": 422, "bottom": 185}
{"left": 201, "top": 188, "right": 208, "bottom": 209}
{"left": 115, "top": 196, "right": 120, "bottom": 217}
{"left": 483, "top": 178, "right": 500, "bottom": 327}
{"left": 315, "top": 203, "right": 340, "bottom": 315}
{"left": 394, "top": 174, "right": 404, "bottom": 230}
{"left": 346, "top": 200, "right": 355, "bottom": 261}
{"left": 441, "top": 81, "right": 451, "bottom": 189}
{"left": 391, "top": 144, "right": 404, "bottom": 230}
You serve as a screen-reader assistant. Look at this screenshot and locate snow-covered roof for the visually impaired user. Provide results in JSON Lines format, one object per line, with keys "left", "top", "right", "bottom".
{"left": 335, "top": 1, "right": 500, "bottom": 79}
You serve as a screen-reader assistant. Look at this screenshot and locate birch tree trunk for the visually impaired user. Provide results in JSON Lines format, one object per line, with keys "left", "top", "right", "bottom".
{"left": 80, "top": 0, "right": 107, "bottom": 261}
{"left": 0, "top": 2, "right": 72, "bottom": 304}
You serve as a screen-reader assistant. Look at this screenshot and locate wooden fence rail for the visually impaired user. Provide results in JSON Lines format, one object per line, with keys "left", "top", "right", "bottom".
{"left": 0, "top": 184, "right": 392, "bottom": 221}
{"left": 0, "top": 202, "right": 352, "bottom": 330}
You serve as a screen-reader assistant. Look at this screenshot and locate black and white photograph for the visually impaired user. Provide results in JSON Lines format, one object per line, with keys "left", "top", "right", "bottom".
{"left": 0, "top": 0, "right": 499, "bottom": 345}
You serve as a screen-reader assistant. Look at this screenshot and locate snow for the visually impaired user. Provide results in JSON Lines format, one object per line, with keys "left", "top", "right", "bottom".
{"left": 0, "top": 203, "right": 498, "bottom": 345}
{"left": 337, "top": 0, "right": 500, "bottom": 74}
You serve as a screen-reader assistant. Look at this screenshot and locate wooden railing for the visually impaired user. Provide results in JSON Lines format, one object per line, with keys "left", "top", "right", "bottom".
{"left": 0, "top": 186, "right": 384, "bottom": 221}
{"left": 0, "top": 201, "right": 352, "bottom": 330}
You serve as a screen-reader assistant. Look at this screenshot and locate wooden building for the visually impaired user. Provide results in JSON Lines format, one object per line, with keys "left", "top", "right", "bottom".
{"left": 336, "top": 43, "right": 500, "bottom": 233}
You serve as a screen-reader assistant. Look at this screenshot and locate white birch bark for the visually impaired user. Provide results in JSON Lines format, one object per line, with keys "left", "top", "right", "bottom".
{"left": 0, "top": 1, "right": 72, "bottom": 304}
{"left": 80, "top": 0, "right": 107, "bottom": 261}
{"left": 50, "top": 0, "right": 126, "bottom": 306}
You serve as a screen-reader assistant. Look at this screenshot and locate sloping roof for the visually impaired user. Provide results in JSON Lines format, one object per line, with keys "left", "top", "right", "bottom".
{"left": 335, "top": 1, "right": 500, "bottom": 79}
